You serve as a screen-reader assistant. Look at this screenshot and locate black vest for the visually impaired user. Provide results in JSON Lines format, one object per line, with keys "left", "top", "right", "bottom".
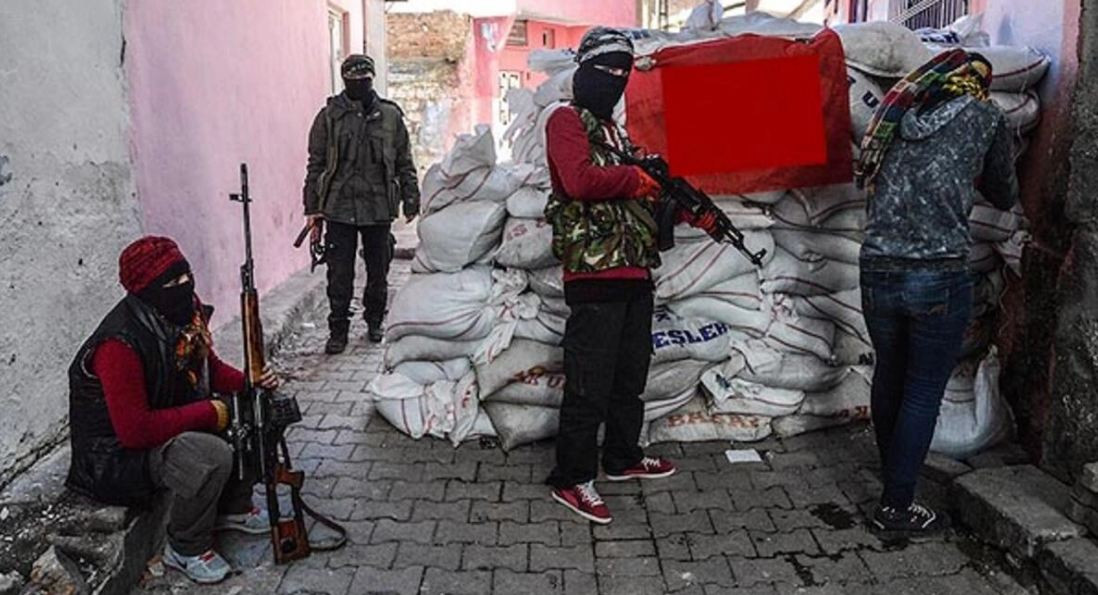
{"left": 65, "top": 295, "right": 205, "bottom": 506}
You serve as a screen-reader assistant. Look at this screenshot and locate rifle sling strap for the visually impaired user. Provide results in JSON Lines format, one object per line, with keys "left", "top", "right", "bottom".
{"left": 280, "top": 438, "right": 349, "bottom": 552}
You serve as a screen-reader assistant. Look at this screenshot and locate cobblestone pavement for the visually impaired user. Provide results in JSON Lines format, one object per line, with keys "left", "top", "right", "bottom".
{"left": 136, "top": 259, "right": 1028, "bottom": 594}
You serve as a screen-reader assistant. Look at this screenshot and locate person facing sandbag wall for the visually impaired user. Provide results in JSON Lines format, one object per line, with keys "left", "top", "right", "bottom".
{"left": 302, "top": 54, "right": 420, "bottom": 353}
{"left": 855, "top": 49, "right": 1018, "bottom": 538}
{"left": 542, "top": 27, "right": 718, "bottom": 525}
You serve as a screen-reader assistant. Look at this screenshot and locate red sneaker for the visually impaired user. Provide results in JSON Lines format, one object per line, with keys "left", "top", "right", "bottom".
{"left": 551, "top": 481, "right": 612, "bottom": 524}
{"left": 606, "top": 456, "right": 678, "bottom": 481}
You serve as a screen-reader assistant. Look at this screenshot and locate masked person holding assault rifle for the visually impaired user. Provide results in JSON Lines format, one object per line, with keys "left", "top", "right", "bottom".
{"left": 303, "top": 54, "right": 420, "bottom": 354}
{"left": 543, "top": 28, "right": 722, "bottom": 524}
{"left": 65, "top": 237, "right": 281, "bottom": 584}
{"left": 855, "top": 50, "right": 1018, "bottom": 537}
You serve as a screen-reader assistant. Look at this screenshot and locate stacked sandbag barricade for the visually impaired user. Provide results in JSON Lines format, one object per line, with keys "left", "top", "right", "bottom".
{"left": 370, "top": 11, "right": 1045, "bottom": 458}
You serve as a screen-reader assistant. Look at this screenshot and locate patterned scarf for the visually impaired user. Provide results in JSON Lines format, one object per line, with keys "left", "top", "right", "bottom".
{"left": 174, "top": 306, "right": 212, "bottom": 389}
{"left": 855, "top": 49, "right": 992, "bottom": 189}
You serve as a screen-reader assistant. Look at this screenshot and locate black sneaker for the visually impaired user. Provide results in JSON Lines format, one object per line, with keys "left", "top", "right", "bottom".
{"left": 367, "top": 324, "right": 384, "bottom": 343}
{"left": 325, "top": 331, "right": 348, "bottom": 354}
{"left": 871, "top": 502, "right": 950, "bottom": 538}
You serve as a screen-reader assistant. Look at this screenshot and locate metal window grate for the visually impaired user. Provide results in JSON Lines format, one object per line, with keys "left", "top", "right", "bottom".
{"left": 892, "top": 0, "right": 969, "bottom": 29}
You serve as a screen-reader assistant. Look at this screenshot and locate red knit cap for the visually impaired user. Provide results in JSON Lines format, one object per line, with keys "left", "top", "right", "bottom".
{"left": 118, "top": 236, "right": 187, "bottom": 293}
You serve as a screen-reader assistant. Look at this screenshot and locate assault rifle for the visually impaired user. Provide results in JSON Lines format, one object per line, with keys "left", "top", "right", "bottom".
{"left": 229, "top": 164, "right": 347, "bottom": 564}
{"left": 600, "top": 143, "right": 768, "bottom": 267}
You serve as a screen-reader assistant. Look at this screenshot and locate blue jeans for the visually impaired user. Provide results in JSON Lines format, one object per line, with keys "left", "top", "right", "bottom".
{"left": 860, "top": 266, "right": 973, "bottom": 508}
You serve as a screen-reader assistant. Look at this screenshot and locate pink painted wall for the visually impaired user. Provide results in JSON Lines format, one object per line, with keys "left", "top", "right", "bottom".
{"left": 125, "top": 0, "right": 342, "bottom": 326}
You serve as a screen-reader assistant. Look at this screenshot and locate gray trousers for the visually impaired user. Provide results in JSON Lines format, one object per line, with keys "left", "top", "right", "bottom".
{"left": 148, "top": 432, "right": 256, "bottom": 556}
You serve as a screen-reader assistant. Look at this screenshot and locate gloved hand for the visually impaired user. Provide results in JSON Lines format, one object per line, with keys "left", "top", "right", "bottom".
{"left": 211, "top": 399, "right": 230, "bottom": 432}
{"left": 633, "top": 168, "right": 661, "bottom": 201}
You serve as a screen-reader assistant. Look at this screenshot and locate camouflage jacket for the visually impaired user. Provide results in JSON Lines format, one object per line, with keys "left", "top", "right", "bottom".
{"left": 544, "top": 107, "right": 661, "bottom": 274}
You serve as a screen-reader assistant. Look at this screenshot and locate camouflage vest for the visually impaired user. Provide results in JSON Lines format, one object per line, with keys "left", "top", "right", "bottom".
{"left": 544, "top": 107, "right": 661, "bottom": 274}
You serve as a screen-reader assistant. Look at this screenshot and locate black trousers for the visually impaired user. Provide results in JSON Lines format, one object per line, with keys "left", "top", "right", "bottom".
{"left": 547, "top": 293, "right": 653, "bottom": 488}
{"left": 326, "top": 221, "right": 393, "bottom": 332}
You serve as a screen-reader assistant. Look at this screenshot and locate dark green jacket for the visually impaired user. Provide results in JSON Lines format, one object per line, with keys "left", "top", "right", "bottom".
{"left": 303, "top": 92, "right": 419, "bottom": 225}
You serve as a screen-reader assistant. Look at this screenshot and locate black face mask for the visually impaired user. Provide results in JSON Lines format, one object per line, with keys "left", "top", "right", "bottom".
{"left": 572, "top": 53, "right": 633, "bottom": 121}
{"left": 344, "top": 78, "right": 375, "bottom": 106}
{"left": 138, "top": 269, "right": 196, "bottom": 327}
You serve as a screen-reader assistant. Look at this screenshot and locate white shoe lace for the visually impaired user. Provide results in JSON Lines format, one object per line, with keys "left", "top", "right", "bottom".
{"left": 909, "top": 503, "right": 936, "bottom": 523}
{"left": 640, "top": 456, "right": 662, "bottom": 470}
{"left": 577, "top": 481, "right": 604, "bottom": 507}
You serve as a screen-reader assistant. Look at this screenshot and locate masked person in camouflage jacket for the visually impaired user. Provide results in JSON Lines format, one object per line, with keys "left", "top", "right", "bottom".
{"left": 303, "top": 54, "right": 420, "bottom": 353}
{"left": 543, "top": 28, "right": 717, "bottom": 525}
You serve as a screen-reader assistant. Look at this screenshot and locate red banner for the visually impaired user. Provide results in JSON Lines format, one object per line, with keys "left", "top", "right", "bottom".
{"left": 625, "top": 29, "right": 853, "bottom": 195}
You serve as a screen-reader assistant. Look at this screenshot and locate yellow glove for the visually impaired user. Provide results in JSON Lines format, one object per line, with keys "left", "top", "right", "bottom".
{"left": 211, "top": 400, "right": 230, "bottom": 432}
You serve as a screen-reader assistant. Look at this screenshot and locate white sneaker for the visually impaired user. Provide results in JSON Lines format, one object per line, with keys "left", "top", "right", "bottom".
{"left": 162, "top": 543, "right": 231, "bottom": 584}
{"left": 215, "top": 506, "right": 271, "bottom": 535}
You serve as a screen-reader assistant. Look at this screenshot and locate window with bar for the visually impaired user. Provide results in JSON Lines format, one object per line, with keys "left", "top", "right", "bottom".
{"left": 892, "top": 0, "right": 969, "bottom": 30}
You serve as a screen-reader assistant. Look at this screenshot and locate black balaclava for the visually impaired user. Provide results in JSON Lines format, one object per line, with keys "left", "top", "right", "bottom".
{"left": 138, "top": 260, "right": 196, "bottom": 327}
{"left": 573, "top": 51, "right": 634, "bottom": 121}
{"left": 344, "top": 77, "right": 375, "bottom": 107}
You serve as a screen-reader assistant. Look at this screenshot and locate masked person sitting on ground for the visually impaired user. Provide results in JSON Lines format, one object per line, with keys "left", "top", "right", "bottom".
{"left": 65, "top": 236, "right": 281, "bottom": 584}
{"left": 855, "top": 50, "right": 1018, "bottom": 537}
{"left": 543, "top": 27, "right": 719, "bottom": 524}
{"left": 303, "top": 54, "right": 420, "bottom": 353}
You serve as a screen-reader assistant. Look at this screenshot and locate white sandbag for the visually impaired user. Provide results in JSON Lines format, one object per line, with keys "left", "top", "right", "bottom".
{"left": 931, "top": 349, "right": 1012, "bottom": 457}
{"left": 916, "top": 14, "right": 989, "bottom": 47}
{"left": 651, "top": 307, "right": 734, "bottom": 364}
{"left": 977, "top": 46, "right": 1051, "bottom": 92}
{"left": 996, "top": 230, "right": 1028, "bottom": 276}
{"left": 393, "top": 358, "right": 472, "bottom": 385}
{"left": 421, "top": 164, "right": 536, "bottom": 215}
{"left": 693, "top": 273, "right": 764, "bottom": 311}
{"left": 833, "top": 329, "right": 875, "bottom": 366}
{"left": 740, "top": 189, "right": 788, "bottom": 205}
{"left": 645, "top": 387, "right": 698, "bottom": 422}
{"left": 387, "top": 268, "right": 497, "bottom": 342}
{"left": 647, "top": 395, "right": 773, "bottom": 444}
{"left": 441, "top": 125, "right": 496, "bottom": 177}
{"left": 791, "top": 289, "right": 868, "bottom": 342}
{"left": 760, "top": 248, "right": 860, "bottom": 296}
{"left": 834, "top": 22, "right": 934, "bottom": 78}
{"left": 475, "top": 339, "right": 562, "bottom": 399}
{"left": 969, "top": 242, "right": 1002, "bottom": 274}
{"left": 528, "top": 266, "right": 564, "bottom": 298}
{"left": 778, "top": 185, "right": 866, "bottom": 231}
{"left": 991, "top": 92, "right": 1041, "bottom": 134}
{"left": 414, "top": 201, "right": 507, "bottom": 272}
{"left": 970, "top": 203, "right": 1023, "bottom": 243}
{"left": 514, "top": 304, "right": 566, "bottom": 346}
{"left": 685, "top": 0, "right": 722, "bottom": 32}
{"left": 528, "top": 48, "right": 576, "bottom": 76}
{"left": 654, "top": 230, "right": 775, "bottom": 302}
{"left": 484, "top": 371, "right": 565, "bottom": 408}
{"left": 385, "top": 335, "right": 482, "bottom": 368}
{"left": 799, "top": 367, "right": 871, "bottom": 418}
{"left": 644, "top": 359, "right": 710, "bottom": 403}
{"left": 534, "top": 68, "right": 575, "bottom": 108}
{"left": 847, "top": 68, "right": 885, "bottom": 140}
{"left": 973, "top": 269, "right": 1006, "bottom": 319}
{"left": 764, "top": 310, "right": 837, "bottom": 362}
{"left": 368, "top": 371, "right": 479, "bottom": 444}
{"left": 702, "top": 366, "right": 805, "bottom": 417}
{"left": 772, "top": 414, "right": 858, "bottom": 438}
{"left": 669, "top": 296, "right": 773, "bottom": 338}
{"left": 483, "top": 402, "right": 559, "bottom": 451}
{"left": 735, "top": 341, "right": 850, "bottom": 391}
{"left": 772, "top": 228, "right": 862, "bottom": 265}
{"left": 506, "top": 186, "right": 550, "bottom": 219}
{"left": 496, "top": 218, "right": 557, "bottom": 270}
{"left": 716, "top": 12, "right": 822, "bottom": 38}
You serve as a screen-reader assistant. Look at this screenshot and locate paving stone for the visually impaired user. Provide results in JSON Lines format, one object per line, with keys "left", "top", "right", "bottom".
{"left": 470, "top": 500, "right": 528, "bottom": 523}
{"left": 462, "top": 544, "right": 528, "bottom": 572}
{"left": 783, "top": 483, "right": 850, "bottom": 509}
{"left": 596, "top": 556, "right": 662, "bottom": 576}
{"left": 422, "top": 461, "right": 477, "bottom": 482}
{"left": 767, "top": 451, "right": 821, "bottom": 470}
{"left": 663, "top": 557, "right": 736, "bottom": 591}
{"left": 697, "top": 467, "right": 756, "bottom": 491}
{"left": 411, "top": 499, "right": 471, "bottom": 522}
{"left": 857, "top": 542, "right": 968, "bottom": 581}
{"left": 866, "top": 568, "right": 1007, "bottom": 595}
{"left": 493, "top": 569, "right": 565, "bottom": 595}
{"left": 656, "top": 534, "right": 693, "bottom": 561}
{"left": 727, "top": 556, "right": 803, "bottom": 587}
{"left": 346, "top": 566, "right": 423, "bottom": 595}
{"left": 641, "top": 471, "right": 699, "bottom": 494}
{"left": 595, "top": 539, "right": 656, "bottom": 558}
{"left": 560, "top": 522, "right": 592, "bottom": 546}
{"left": 749, "top": 529, "right": 820, "bottom": 558}
{"left": 356, "top": 500, "right": 413, "bottom": 521}
{"left": 279, "top": 565, "right": 355, "bottom": 595}
{"left": 301, "top": 443, "right": 356, "bottom": 461}
{"left": 368, "top": 462, "right": 425, "bottom": 482}
{"left": 419, "top": 568, "right": 491, "bottom": 595}
{"left": 529, "top": 543, "right": 595, "bottom": 572}
{"left": 953, "top": 465, "right": 1082, "bottom": 558}
{"left": 688, "top": 531, "right": 757, "bottom": 560}
{"left": 593, "top": 517, "right": 653, "bottom": 540}
{"left": 711, "top": 509, "right": 777, "bottom": 533}
{"left": 563, "top": 570, "right": 598, "bottom": 595}
{"left": 393, "top": 543, "right": 462, "bottom": 571}
{"left": 434, "top": 520, "right": 498, "bottom": 545}
{"left": 793, "top": 553, "right": 872, "bottom": 585}
{"left": 644, "top": 491, "right": 677, "bottom": 514}
{"left": 446, "top": 480, "right": 502, "bottom": 502}
{"left": 532, "top": 498, "right": 586, "bottom": 523}
{"left": 312, "top": 460, "right": 372, "bottom": 480}
{"left": 730, "top": 486, "right": 793, "bottom": 511}
{"left": 768, "top": 509, "right": 831, "bottom": 532}
{"left": 810, "top": 527, "right": 880, "bottom": 555}
{"left": 499, "top": 520, "right": 560, "bottom": 546}
{"left": 478, "top": 463, "right": 533, "bottom": 483}
{"left": 650, "top": 510, "right": 715, "bottom": 537}
{"left": 1036, "top": 538, "right": 1098, "bottom": 595}
{"left": 1080, "top": 462, "right": 1098, "bottom": 494}
{"left": 318, "top": 413, "right": 361, "bottom": 430}
{"left": 501, "top": 480, "right": 546, "bottom": 501}
{"left": 389, "top": 480, "right": 445, "bottom": 502}
{"left": 342, "top": 519, "right": 376, "bottom": 545}
{"left": 921, "top": 453, "right": 973, "bottom": 483}
{"left": 371, "top": 519, "right": 436, "bottom": 545}
{"left": 674, "top": 489, "right": 735, "bottom": 513}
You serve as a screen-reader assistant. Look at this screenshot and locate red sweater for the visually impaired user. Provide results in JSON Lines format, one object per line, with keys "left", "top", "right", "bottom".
{"left": 92, "top": 339, "right": 246, "bottom": 450}
{"left": 546, "top": 107, "right": 650, "bottom": 283}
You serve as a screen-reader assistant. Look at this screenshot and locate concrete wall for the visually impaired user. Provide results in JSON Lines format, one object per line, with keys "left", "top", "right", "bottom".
{"left": 0, "top": 0, "right": 142, "bottom": 486}
{"left": 124, "top": 0, "right": 356, "bottom": 332}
